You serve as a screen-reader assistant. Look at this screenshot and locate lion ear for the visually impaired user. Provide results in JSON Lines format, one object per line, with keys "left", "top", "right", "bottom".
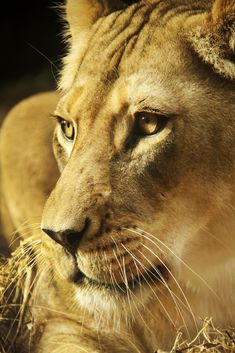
{"left": 59, "top": 0, "right": 125, "bottom": 90}
{"left": 190, "top": 0, "right": 235, "bottom": 79}
{"left": 66, "top": 0, "right": 124, "bottom": 39}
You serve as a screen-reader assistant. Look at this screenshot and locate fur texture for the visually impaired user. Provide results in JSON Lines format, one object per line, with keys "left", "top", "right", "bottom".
{"left": 0, "top": 0, "right": 235, "bottom": 352}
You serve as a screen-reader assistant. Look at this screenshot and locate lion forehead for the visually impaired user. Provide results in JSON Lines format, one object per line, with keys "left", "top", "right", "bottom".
{"left": 60, "top": 1, "right": 210, "bottom": 93}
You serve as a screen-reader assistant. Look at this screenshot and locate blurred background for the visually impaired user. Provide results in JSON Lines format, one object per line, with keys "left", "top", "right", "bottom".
{"left": 0, "top": 0, "right": 137, "bottom": 125}
{"left": 0, "top": 0, "right": 64, "bottom": 124}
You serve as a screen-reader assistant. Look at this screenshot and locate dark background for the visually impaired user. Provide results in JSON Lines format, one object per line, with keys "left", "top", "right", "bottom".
{"left": 0, "top": 0, "right": 64, "bottom": 122}
{"left": 0, "top": 0, "right": 137, "bottom": 123}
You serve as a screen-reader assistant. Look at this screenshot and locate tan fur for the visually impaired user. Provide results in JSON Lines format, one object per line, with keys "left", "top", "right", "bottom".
{"left": 191, "top": 0, "right": 235, "bottom": 78}
{"left": 0, "top": 0, "right": 235, "bottom": 352}
{"left": 0, "top": 92, "right": 59, "bottom": 245}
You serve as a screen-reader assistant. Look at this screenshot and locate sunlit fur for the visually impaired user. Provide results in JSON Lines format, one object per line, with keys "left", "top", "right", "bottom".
{"left": 0, "top": 0, "right": 235, "bottom": 352}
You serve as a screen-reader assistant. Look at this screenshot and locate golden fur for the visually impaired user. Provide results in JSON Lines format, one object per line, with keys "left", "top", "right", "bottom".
{"left": 0, "top": 0, "right": 235, "bottom": 352}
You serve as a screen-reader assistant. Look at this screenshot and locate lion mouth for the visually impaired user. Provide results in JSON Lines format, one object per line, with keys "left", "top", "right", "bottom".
{"left": 72, "top": 264, "right": 169, "bottom": 292}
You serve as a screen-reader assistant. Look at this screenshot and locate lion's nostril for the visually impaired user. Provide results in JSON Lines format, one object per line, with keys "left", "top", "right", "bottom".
{"left": 42, "top": 228, "right": 62, "bottom": 244}
{"left": 42, "top": 218, "right": 91, "bottom": 254}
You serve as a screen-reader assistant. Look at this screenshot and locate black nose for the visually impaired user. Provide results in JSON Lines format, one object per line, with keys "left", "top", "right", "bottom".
{"left": 42, "top": 219, "right": 90, "bottom": 254}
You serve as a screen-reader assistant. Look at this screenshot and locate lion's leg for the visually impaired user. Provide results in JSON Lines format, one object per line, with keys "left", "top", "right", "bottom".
{"left": 36, "top": 319, "right": 142, "bottom": 353}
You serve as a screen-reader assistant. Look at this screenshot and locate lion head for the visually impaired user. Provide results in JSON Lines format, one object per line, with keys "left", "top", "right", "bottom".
{"left": 41, "top": 0, "right": 235, "bottom": 347}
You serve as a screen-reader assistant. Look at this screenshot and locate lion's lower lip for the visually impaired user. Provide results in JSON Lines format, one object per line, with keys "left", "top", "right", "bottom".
{"left": 72, "top": 264, "right": 169, "bottom": 291}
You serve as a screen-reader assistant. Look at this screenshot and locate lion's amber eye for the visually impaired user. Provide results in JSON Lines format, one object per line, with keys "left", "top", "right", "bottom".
{"left": 59, "top": 119, "right": 75, "bottom": 141}
{"left": 135, "top": 112, "right": 167, "bottom": 136}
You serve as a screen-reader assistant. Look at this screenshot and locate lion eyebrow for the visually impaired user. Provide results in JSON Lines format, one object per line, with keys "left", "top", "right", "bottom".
{"left": 49, "top": 113, "right": 73, "bottom": 123}
{"left": 49, "top": 113, "right": 59, "bottom": 120}
{"left": 137, "top": 98, "right": 148, "bottom": 105}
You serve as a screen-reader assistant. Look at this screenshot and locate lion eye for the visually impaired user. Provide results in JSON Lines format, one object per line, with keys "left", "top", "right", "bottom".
{"left": 59, "top": 119, "right": 75, "bottom": 141}
{"left": 135, "top": 112, "right": 168, "bottom": 136}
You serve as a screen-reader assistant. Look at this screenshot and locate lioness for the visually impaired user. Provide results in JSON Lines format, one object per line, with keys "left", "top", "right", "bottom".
{"left": 0, "top": 0, "right": 235, "bottom": 352}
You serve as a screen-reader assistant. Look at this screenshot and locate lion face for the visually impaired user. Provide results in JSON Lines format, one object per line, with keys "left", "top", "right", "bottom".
{"left": 41, "top": 0, "right": 235, "bottom": 326}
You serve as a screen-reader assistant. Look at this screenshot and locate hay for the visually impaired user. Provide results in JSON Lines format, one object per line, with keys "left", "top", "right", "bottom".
{"left": 0, "top": 243, "right": 33, "bottom": 353}
{"left": 159, "top": 319, "right": 235, "bottom": 353}
{"left": 0, "top": 243, "right": 234, "bottom": 353}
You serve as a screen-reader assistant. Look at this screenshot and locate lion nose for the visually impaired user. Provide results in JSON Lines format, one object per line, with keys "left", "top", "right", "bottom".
{"left": 42, "top": 218, "right": 90, "bottom": 254}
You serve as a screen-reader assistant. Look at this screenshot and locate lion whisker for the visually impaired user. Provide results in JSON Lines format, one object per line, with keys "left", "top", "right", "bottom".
{"left": 8, "top": 221, "right": 41, "bottom": 248}
{"left": 136, "top": 247, "right": 195, "bottom": 338}
{"left": 110, "top": 237, "right": 128, "bottom": 287}
{"left": 121, "top": 255, "right": 135, "bottom": 321}
{"left": 139, "top": 243, "right": 198, "bottom": 332}
{"left": 120, "top": 243, "right": 177, "bottom": 331}
{"left": 1, "top": 240, "right": 40, "bottom": 302}
{"left": 126, "top": 227, "right": 220, "bottom": 300}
